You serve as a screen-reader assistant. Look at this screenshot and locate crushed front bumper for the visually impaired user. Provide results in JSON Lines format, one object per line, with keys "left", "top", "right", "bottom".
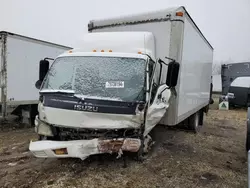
{"left": 29, "top": 138, "right": 141, "bottom": 160}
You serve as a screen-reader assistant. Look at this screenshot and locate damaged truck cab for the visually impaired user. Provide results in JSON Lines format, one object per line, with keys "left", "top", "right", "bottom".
{"left": 29, "top": 32, "right": 179, "bottom": 160}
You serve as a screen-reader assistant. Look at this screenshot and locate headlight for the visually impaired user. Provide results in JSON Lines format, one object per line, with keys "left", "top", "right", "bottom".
{"left": 35, "top": 116, "right": 53, "bottom": 137}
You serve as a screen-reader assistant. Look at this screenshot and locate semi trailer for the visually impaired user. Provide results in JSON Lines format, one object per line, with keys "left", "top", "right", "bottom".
{"left": 0, "top": 31, "right": 71, "bottom": 124}
{"left": 29, "top": 6, "right": 213, "bottom": 160}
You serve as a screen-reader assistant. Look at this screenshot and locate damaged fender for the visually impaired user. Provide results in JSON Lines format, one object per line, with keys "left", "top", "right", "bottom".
{"left": 144, "top": 85, "right": 171, "bottom": 136}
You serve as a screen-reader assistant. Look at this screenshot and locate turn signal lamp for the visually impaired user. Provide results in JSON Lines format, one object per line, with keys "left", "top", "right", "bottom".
{"left": 53, "top": 148, "right": 68, "bottom": 155}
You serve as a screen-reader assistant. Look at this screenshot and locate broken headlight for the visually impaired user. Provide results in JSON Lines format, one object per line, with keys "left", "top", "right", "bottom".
{"left": 35, "top": 116, "right": 53, "bottom": 137}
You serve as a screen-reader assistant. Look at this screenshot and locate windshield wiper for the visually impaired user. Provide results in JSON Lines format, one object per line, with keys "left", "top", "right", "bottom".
{"left": 40, "top": 89, "right": 75, "bottom": 94}
{"left": 39, "top": 90, "right": 84, "bottom": 102}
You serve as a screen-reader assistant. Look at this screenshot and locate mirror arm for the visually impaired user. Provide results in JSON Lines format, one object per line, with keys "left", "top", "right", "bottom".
{"left": 165, "top": 56, "right": 176, "bottom": 62}
{"left": 141, "top": 53, "right": 156, "bottom": 64}
{"left": 44, "top": 57, "right": 54, "bottom": 61}
{"left": 158, "top": 58, "right": 168, "bottom": 66}
{"left": 158, "top": 62, "right": 163, "bottom": 84}
{"left": 171, "top": 88, "right": 177, "bottom": 97}
{"left": 158, "top": 86, "right": 168, "bottom": 99}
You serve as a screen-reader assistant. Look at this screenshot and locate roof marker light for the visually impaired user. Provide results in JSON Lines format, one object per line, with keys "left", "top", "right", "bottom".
{"left": 138, "top": 51, "right": 142, "bottom": 54}
{"left": 68, "top": 50, "right": 73, "bottom": 53}
{"left": 93, "top": 50, "right": 97, "bottom": 52}
{"left": 101, "top": 50, "right": 105, "bottom": 52}
{"left": 176, "top": 12, "right": 184, "bottom": 17}
{"left": 109, "top": 50, "right": 112, "bottom": 52}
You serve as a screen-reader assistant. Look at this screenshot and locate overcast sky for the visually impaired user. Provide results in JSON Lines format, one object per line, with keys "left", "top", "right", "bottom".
{"left": 1, "top": 0, "right": 250, "bottom": 63}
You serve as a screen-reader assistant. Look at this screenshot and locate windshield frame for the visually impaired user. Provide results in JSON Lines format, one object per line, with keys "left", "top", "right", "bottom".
{"left": 40, "top": 55, "right": 149, "bottom": 102}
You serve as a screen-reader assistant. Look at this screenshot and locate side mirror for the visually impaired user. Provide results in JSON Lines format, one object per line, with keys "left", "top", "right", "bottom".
{"left": 166, "top": 61, "right": 180, "bottom": 88}
{"left": 39, "top": 59, "right": 50, "bottom": 81}
{"left": 35, "top": 59, "right": 50, "bottom": 89}
{"left": 35, "top": 80, "right": 42, "bottom": 89}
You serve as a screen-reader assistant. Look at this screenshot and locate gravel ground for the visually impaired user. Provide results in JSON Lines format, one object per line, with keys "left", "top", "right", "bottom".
{"left": 0, "top": 109, "right": 248, "bottom": 188}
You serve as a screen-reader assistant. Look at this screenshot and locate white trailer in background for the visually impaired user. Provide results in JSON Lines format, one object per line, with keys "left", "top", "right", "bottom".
{"left": 29, "top": 6, "right": 213, "bottom": 161}
{"left": 0, "top": 31, "right": 71, "bottom": 124}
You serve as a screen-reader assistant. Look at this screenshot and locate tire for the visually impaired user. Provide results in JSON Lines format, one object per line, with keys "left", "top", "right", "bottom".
{"left": 135, "top": 147, "right": 146, "bottom": 162}
{"left": 188, "top": 111, "right": 201, "bottom": 133}
{"left": 229, "top": 103, "right": 236, "bottom": 110}
{"left": 29, "top": 104, "right": 38, "bottom": 126}
{"left": 246, "top": 131, "right": 250, "bottom": 152}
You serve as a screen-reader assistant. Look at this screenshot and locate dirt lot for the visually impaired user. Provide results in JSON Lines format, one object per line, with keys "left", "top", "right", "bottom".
{"left": 0, "top": 109, "right": 248, "bottom": 188}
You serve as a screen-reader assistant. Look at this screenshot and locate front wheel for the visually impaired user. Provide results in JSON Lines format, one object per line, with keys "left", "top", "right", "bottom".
{"left": 135, "top": 146, "right": 146, "bottom": 162}
{"left": 134, "top": 135, "right": 154, "bottom": 162}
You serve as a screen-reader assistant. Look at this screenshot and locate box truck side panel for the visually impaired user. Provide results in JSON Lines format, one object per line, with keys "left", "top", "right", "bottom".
{"left": 177, "top": 16, "right": 213, "bottom": 122}
{"left": 6, "top": 35, "right": 70, "bottom": 103}
{"left": 89, "top": 22, "right": 172, "bottom": 63}
{"left": 89, "top": 6, "right": 180, "bottom": 29}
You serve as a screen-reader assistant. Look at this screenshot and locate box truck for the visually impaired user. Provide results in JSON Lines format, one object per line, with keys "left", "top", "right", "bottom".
{"left": 29, "top": 6, "right": 213, "bottom": 160}
{"left": 0, "top": 31, "right": 71, "bottom": 124}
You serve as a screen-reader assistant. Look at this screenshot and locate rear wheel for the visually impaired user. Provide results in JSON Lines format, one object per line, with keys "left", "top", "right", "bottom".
{"left": 246, "top": 130, "right": 250, "bottom": 152}
{"left": 229, "top": 103, "right": 235, "bottom": 109}
{"left": 188, "top": 111, "right": 202, "bottom": 133}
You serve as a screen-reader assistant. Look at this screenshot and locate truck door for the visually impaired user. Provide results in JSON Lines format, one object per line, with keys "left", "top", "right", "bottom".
{"left": 144, "top": 59, "right": 171, "bottom": 136}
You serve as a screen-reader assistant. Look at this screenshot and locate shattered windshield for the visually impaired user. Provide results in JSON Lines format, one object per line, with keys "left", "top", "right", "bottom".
{"left": 41, "top": 56, "right": 146, "bottom": 101}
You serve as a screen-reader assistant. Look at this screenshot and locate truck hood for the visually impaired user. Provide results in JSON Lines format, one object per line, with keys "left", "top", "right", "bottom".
{"left": 38, "top": 87, "right": 171, "bottom": 133}
{"left": 40, "top": 106, "right": 143, "bottom": 129}
{"left": 38, "top": 95, "right": 143, "bottom": 129}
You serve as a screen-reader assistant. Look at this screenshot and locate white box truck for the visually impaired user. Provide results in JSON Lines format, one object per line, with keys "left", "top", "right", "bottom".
{"left": 29, "top": 6, "right": 213, "bottom": 160}
{"left": 0, "top": 31, "right": 72, "bottom": 124}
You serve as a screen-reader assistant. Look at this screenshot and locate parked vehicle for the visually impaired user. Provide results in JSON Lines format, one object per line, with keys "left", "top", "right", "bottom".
{"left": 0, "top": 31, "right": 71, "bottom": 124}
{"left": 29, "top": 6, "right": 213, "bottom": 160}
{"left": 221, "top": 62, "right": 250, "bottom": 95}
{"left": 228, "top": 77, "right": 250, "bottom": 107}
{"left": 221, "top": 62, "right": 250, "bottom": 107}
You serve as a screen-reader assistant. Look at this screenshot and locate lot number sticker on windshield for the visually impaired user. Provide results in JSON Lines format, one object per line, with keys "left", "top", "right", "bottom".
{"left": 105, "top": 81, "right": 124, "bottom": 88}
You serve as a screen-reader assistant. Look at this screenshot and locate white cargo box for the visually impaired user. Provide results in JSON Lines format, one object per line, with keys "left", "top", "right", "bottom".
{"left": 0, "top": 31, "right": 72, "bottom": 118}
{"left": 88, "top": 6, "right": 213, "bottom": 125}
